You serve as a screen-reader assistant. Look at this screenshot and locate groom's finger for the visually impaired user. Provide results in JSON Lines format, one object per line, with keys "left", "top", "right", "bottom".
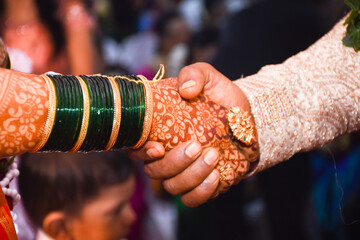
{"left": 144, "top": 141, "right": 203, "bottom": 179}
{"left": 162, "top": 148, "right": 219, "bottom": 195}
{"left": 178, "top": 63, "right": 206, "bottom": 99}
{"left": 178, "top": 62, "right": 243, "bottom": 109}
{"left": 180, "top": 169, "right": 220, "bottom": 207}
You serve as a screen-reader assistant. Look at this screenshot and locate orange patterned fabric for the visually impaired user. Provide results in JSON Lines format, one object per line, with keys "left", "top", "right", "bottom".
{"left": 149, "top": 78, "right": 259, "bottom": 192}
{"left": 0, "top": 188, "right": 17, "bottom": 240}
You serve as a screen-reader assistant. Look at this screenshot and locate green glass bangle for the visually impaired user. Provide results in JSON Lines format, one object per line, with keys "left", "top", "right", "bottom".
{"left": 79, "top": 75, "right": 114, "bottom": 151}
{"left": 90, "top": 76, "right": 105, "bottom": 150}
{"left": 80, "top": 76, "right": 97, "bottom": 151}
{"left": 103, "top": 75, "right": 115, "bottom": 150}
{"left": 41, "top": 75, "right": 59, "bottom": 151}
{"left": 41, "top": 75, "right": 81, "bottom": 151}
{"left": 42, "top": 75, "right": 84, "bottom": 151}
{"left": 136, "top": 78, "right": 146, "bottom": 146}
{"left": 120, "top": 79, "right": 131, "bottom": 147}
{"left": 44, "top": 75, "right": 68, "bottom": 151}
{"left": 114, "top": 77, "right": 129, "bottom": 148}
{"left": 58, "top": 75, "right": 82, "bottom": 151}
{"left": 122, "top": 78, "right": 136, "bottom": 147}
{"left": 128, "top": 76, "right": 144, "bottom": 147}
{"left": 40, "top": 73, "right": 147, "bottom": 152}
{"left": 89, "top": 76, "right": 104, "bottom": 150}
{"left": 64, "top": 75, "right": 83, "bottom": 150}
{"left": 77, "top": 75, "right": 90, "bottom": 151}
{"left": 136, "top": 76, "right": 146, "bottom": 145}
{"left": 93, "top": 76, "right": 114, "bottom": 150}
{"left": 59, "top": 76, "right": 73, "bottom": 150}
{"left": 130, "top": 78, "right": 141, "bottom": 146}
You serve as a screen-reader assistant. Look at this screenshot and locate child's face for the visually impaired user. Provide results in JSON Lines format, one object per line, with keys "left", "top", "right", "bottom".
{"left": 68, "top": 176, "right": 136, "bottom": 240}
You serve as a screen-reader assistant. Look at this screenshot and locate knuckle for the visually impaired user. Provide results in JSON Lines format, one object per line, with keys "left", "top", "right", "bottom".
{"left": 163, "top": 180, "right": 180, "bottom": 195}
{"left": 144, "top": 164, "right": 160, "bottom": 179}
{"left": 181, "top": 195, "right": 201, "bottom": 208}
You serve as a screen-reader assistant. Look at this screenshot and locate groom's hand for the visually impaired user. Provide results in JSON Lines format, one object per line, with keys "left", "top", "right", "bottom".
{"left": 128, "top": 63, "right": 251, "bottom": 207}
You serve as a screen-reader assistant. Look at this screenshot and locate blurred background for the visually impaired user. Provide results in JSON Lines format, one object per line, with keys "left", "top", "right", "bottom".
{"left": 1, "top": 0, "right": 360, "bottom": 239}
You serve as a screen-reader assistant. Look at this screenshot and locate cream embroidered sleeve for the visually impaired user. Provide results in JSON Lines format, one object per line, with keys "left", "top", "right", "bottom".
{"left": 234, "top": 19, "right": 360, "bottom": 174}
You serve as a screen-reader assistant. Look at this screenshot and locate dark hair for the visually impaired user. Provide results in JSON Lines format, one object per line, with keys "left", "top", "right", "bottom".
{"left": 35, "top": 0, "right": 65, "bottom": 56}
{"left": 18, "top": 151, "right": 134, "bottom": 227}
{"left": 190, "top": 28, "right": 219, "bottom": 48}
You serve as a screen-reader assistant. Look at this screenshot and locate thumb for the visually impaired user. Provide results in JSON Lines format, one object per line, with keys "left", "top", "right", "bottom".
{"left": 178, "top": 62, "right": 248, "bottom": 109}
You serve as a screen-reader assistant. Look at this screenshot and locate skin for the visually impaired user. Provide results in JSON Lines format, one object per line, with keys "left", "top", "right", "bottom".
{"left": 66, "top": 177, "right": 136, "bottom": 240}
{"left": 128, "top": 62, "right": 252, "bottom": 207}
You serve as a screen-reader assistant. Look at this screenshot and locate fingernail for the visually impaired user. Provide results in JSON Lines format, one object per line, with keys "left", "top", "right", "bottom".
{"left": 204, "top": 170, "right": 218, "bottom": 184}
{"left": 185, "top": 142, "right": 202, "bottom": 158}
{"left": 204, "top": 149, "right": 218, "bottom": 166}
{"left": 180, "top": 80, "right": 196, "bottom": 91}
{"left": 146, "top": 148, "right": 161, "bottom": 159}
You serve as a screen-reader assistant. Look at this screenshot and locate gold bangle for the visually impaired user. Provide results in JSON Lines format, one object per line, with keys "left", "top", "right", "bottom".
{"left": 29, "top": 75, "right": 57, "bottom": 153}
{"left": 104, "top": 76, "right": 122, "bottom": 151}
{"left": 133, "top": 75, "right": 153, "bottom": 149}
{"left": 226, "top": 106, "right": 257, "bottom": 146}
{"left": 69, "top": 76, "right": 90, "bottom": 153}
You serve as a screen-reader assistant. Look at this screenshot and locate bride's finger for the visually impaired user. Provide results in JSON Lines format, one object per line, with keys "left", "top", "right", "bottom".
{"left": 180, "top": 169, "right": 220, "bottom": 208}
{"left": 162, "top": 148, "right": 219, "bottom": 195}
{"left": 126, "top": 141, "right": 165, "bottom": 161}
{"left": 144, "top": 141, "right": 203, "bottom": 179}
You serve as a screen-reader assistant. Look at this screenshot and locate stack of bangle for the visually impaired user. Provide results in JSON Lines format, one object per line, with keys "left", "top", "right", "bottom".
{"left": 30, "top": 73, "right": 152, "bottom": 153}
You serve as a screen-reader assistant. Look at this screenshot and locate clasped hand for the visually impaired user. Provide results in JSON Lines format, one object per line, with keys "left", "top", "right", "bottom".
{"left": 128, "top": 63, "right": 256, "bottom": 207}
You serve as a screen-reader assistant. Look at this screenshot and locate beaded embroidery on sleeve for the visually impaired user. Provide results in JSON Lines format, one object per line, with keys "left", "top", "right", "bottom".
{"left": 235, "top": 18, "right": 360, "bottom": 174}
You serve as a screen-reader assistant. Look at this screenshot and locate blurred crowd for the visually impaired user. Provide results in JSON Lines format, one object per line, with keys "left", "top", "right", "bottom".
{"left": 1, "top": 0, "right": 360, "bottom": 240}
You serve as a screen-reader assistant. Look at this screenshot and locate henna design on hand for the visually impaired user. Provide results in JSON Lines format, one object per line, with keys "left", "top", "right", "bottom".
{"left": 149, "top": 78, "right": 259, "bottom": 192}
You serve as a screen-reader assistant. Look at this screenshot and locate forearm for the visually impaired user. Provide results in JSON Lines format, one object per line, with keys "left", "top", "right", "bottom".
{"left": 0, "top": 69, "right": 48, "bottom": 156}
{"left": 235, "top": 18, "right": 360, "bottom": 173}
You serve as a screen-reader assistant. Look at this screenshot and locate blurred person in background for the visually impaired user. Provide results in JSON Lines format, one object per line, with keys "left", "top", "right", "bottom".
{"left": 187, "top": 27, "right": 219, "bottom": 64}
{"left": 137, "top": 10, "right": 190, "bottom": 78}
{"left": 0, "top": 0, "right": 99, "bottom": 75}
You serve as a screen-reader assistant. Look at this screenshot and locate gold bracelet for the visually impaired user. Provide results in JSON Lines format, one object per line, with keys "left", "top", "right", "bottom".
{"left": 29, "top": 75, "right": 57, "bottom": 153}
{"left": 104, "top": 76, "right": 122, "bottom": 151}
{"left": 133, "top": 75, "right": 153, "bottom": 149}
{"left": 69, "top": 76, "right": 90, "bottom": 153}
{"left": 226, "top": 106, "right": 257, "bottom": 146}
